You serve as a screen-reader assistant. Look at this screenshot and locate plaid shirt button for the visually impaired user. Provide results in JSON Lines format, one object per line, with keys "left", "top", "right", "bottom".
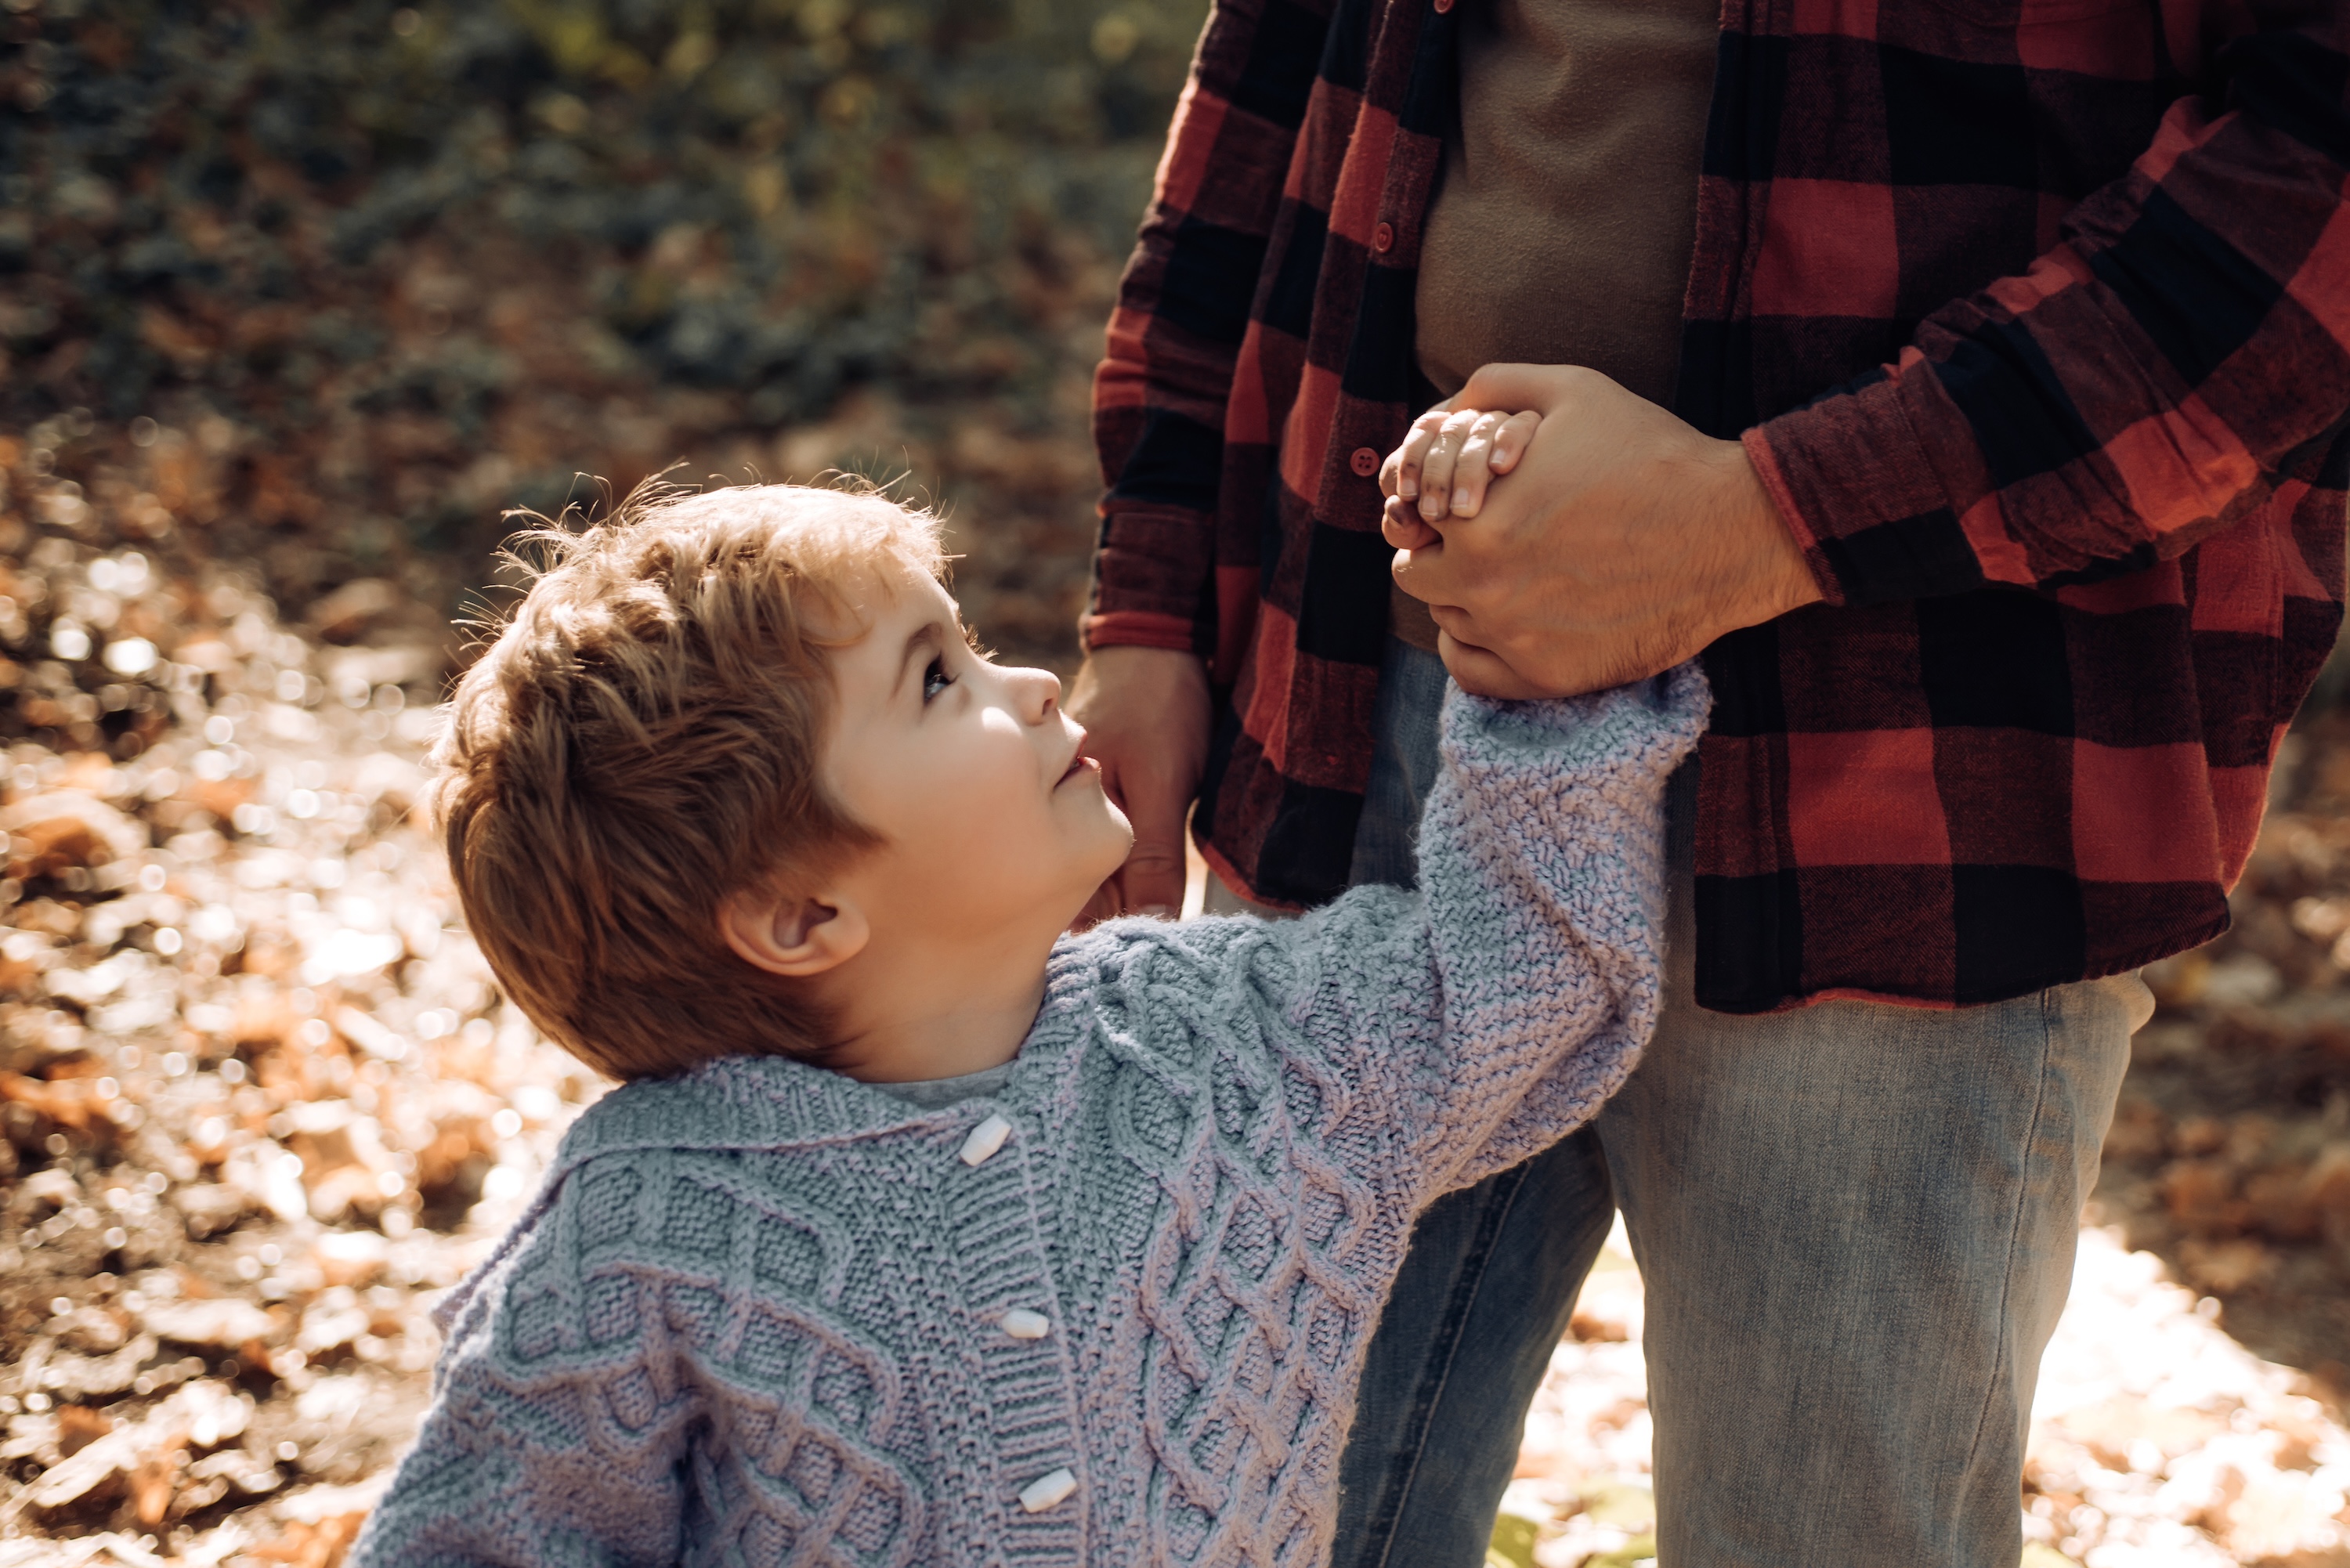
{"left": 1350, "top": 446, "right": 1380, "bottom": 477}
{"left": 1373, "top": 221, "right": 1394, "bottom": 253}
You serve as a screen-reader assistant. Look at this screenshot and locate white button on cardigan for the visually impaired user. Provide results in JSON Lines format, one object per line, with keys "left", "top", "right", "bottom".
{"left": 1018, "top": 1468, "right": 1077, "bottom": 1513}
{"left": 1001, "top": 1309, "right": 1050, "bottom": 1339}
{"left": 958, "top": 1114, "right": 1012, "bottom": 1166}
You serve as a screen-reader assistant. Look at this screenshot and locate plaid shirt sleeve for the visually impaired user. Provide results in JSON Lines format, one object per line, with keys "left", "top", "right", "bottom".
{"left": 1746, "top": 8, "right": 2350, "bottom": 608}
{"left": 1082, "top": 0, "right": 1329, "bottom": 663}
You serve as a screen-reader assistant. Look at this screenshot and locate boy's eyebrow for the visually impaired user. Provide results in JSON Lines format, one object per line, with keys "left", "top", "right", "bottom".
{"left": 893, "top": 620, "right": 946, "bottom": 701}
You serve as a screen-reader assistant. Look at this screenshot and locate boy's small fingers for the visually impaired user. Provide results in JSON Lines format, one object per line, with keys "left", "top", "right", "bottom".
{"left": 1418, "top": 410, "right": 1479, "bottom": 519}
{"left": 1489, "top": 411, "right": 1542, "bottom": 475}
{"left": 1395, "top": 419, "right": 1441, "bottom": 500}
{"left": 1383, "top": 496, "right": 1439, "bottom": 550}
{"left": 1417, "top": 434, "right": 1455, "bottom": 518}
{"left": 1449, "top": 412, "right": 1506, "bottom": 517}
{"left": 1415, "top": 428, "right": 1448, "bottom": 518}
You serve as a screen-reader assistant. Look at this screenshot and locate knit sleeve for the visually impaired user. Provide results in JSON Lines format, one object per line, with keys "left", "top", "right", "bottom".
{"left": 349, "top": 1182, "right": 695, "bottom": 1568}
{"left": 1278, "top": 663, "right": 1709, "bottom": 1203}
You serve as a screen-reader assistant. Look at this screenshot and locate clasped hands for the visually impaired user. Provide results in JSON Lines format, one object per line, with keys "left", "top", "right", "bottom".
{"left": 1379, "top": 363, "right": 1823, "bottom": 699}
{"left": 1064, "top": 363, "right": 1828, "bottom": 923}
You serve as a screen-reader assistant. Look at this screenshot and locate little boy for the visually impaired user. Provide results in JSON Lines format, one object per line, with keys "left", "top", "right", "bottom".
{"left": 353, "top": 475, "right": 1705, "bottom": 1567}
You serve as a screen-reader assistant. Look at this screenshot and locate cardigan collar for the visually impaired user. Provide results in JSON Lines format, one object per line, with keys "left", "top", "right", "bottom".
{"left": 544, "top": 934, "right": 1106, "bottom": 1172}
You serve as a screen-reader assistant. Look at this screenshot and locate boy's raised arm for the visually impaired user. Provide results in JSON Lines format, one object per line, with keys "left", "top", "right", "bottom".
{"left": 1262, "top": 667, "right": 1708, "bottom": 1205}
{"left": 1416, "top": 670, "right": 1707, "bottom": 1185}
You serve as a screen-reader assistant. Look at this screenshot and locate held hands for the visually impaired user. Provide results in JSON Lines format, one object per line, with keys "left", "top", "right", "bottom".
{"left": 1379, "top": 363, "right": 1824, "bottom": 699}
{"left": 1063, "top": 364, "right": 1821, "bottom": 921}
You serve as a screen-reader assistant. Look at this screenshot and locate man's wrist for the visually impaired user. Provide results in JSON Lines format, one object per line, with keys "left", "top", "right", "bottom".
{"left": 1067, "top": 644, "right": 1209, "bottom": 721}
{"left": 1713, "top": 437, "right": 1825, "bottom": 626}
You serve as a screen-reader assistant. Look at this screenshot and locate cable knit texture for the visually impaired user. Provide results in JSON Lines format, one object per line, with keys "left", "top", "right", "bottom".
{"left": 353, "top": 669, "right": 1708, "bottom": 1568}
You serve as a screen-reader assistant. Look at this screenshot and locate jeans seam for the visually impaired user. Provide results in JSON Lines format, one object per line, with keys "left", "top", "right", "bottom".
{"left": 1364, "top": 1162, "right": 1531, "bottom": 1568}
{"left": 1957, "top": 988, "right": 2059, "bottom": 1492}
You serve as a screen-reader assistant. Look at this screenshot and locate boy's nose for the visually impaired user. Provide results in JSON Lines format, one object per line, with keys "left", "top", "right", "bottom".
{"left": 1011, "top": 664, "right": 1061, "bottom": 722}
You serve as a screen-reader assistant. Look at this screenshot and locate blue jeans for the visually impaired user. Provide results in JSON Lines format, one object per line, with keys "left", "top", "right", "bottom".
{"left": 1324, "top": 638, "right": 2148, "bottom": 1568}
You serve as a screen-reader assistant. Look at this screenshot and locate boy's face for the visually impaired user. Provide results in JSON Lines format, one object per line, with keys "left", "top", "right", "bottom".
{"left": 820, "top": 565, "right": 1134, "bottom": 946}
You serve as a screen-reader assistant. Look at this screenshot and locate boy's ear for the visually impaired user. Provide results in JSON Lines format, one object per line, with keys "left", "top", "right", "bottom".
{"left": 718, "top": 883, "right": 870, "bottom": 978}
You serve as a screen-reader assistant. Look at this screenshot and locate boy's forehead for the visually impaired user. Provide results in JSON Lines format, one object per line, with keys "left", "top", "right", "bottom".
{"left": 822, "top": 561, "right": 957, "bottom": 645}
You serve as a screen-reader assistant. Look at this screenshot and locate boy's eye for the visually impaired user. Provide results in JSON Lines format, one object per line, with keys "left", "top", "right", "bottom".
{"left": 921, "top": 656, "right": 954, "bottom": 703}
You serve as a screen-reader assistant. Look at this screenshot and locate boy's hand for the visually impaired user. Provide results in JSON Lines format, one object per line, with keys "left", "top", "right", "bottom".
{"left": 1379, "top": 399, "right": 1542, "bottom": 547}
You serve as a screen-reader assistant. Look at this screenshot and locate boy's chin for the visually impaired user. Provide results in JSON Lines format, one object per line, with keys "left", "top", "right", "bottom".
{"left": 1065, "top": 831, "right": 1137, "bottom": 913}
{"left": 1090, "top": 789, "right": 1133, "bottom": 837}
{"left": 1082, "top": 803, "right": 1137, "bottom": 862}
{"left": 1079, "top": 836, "right": 1134, "bottom": 891}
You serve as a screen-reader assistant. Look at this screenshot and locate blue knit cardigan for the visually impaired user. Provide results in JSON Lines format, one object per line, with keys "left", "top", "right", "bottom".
{"left": 353, "top": 671, "right": 1708, "bottom": 1567}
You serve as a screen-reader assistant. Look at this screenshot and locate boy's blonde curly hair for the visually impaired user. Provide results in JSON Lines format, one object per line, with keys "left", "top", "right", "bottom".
{"left": 428, "top": 480, "right": 945, "bottom": 1079}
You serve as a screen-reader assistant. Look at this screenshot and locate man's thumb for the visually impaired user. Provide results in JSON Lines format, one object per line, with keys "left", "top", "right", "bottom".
{"left": 1455, "top": 362, "right": 1562, "bottom": 415}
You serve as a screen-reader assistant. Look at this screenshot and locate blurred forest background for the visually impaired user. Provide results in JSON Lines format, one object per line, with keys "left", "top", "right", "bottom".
{"left": 2, "top": 0, "right": 1198, "bottom": 664}
{"left": 5, "top": 1, "right": 2350, "bottom": 1565}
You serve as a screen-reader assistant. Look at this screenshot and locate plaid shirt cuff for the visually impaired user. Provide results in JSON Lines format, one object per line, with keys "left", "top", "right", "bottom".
{"left": 1744, "top": 369, "right": 1990, "bottom": 610}
{"left": 1080, "top": 503, "right": 1217, "bottom": 656}
{"left": 1079, "top": 611, "right": 1202, "bottom": 653}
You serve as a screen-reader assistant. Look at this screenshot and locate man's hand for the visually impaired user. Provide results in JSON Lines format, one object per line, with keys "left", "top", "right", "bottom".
{"left": 1065, "top": 645, "right": 1211, "bottom": 923}
{"left": 1381, "top": 363, "right": 1824, "bottom": 699}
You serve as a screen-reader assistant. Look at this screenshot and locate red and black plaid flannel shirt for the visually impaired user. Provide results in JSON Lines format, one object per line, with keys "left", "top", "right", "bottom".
{"left": 1085, "top": 0, "right": 2350, "bottom": 1012}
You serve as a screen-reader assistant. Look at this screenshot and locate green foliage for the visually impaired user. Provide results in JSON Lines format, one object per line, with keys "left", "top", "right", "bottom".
{"left": 1486, "top": 1511, "right": 1540, "bottom": 1568}
{"left": 1582, "top": 1535, "right": 1658, "bottom": 1568}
